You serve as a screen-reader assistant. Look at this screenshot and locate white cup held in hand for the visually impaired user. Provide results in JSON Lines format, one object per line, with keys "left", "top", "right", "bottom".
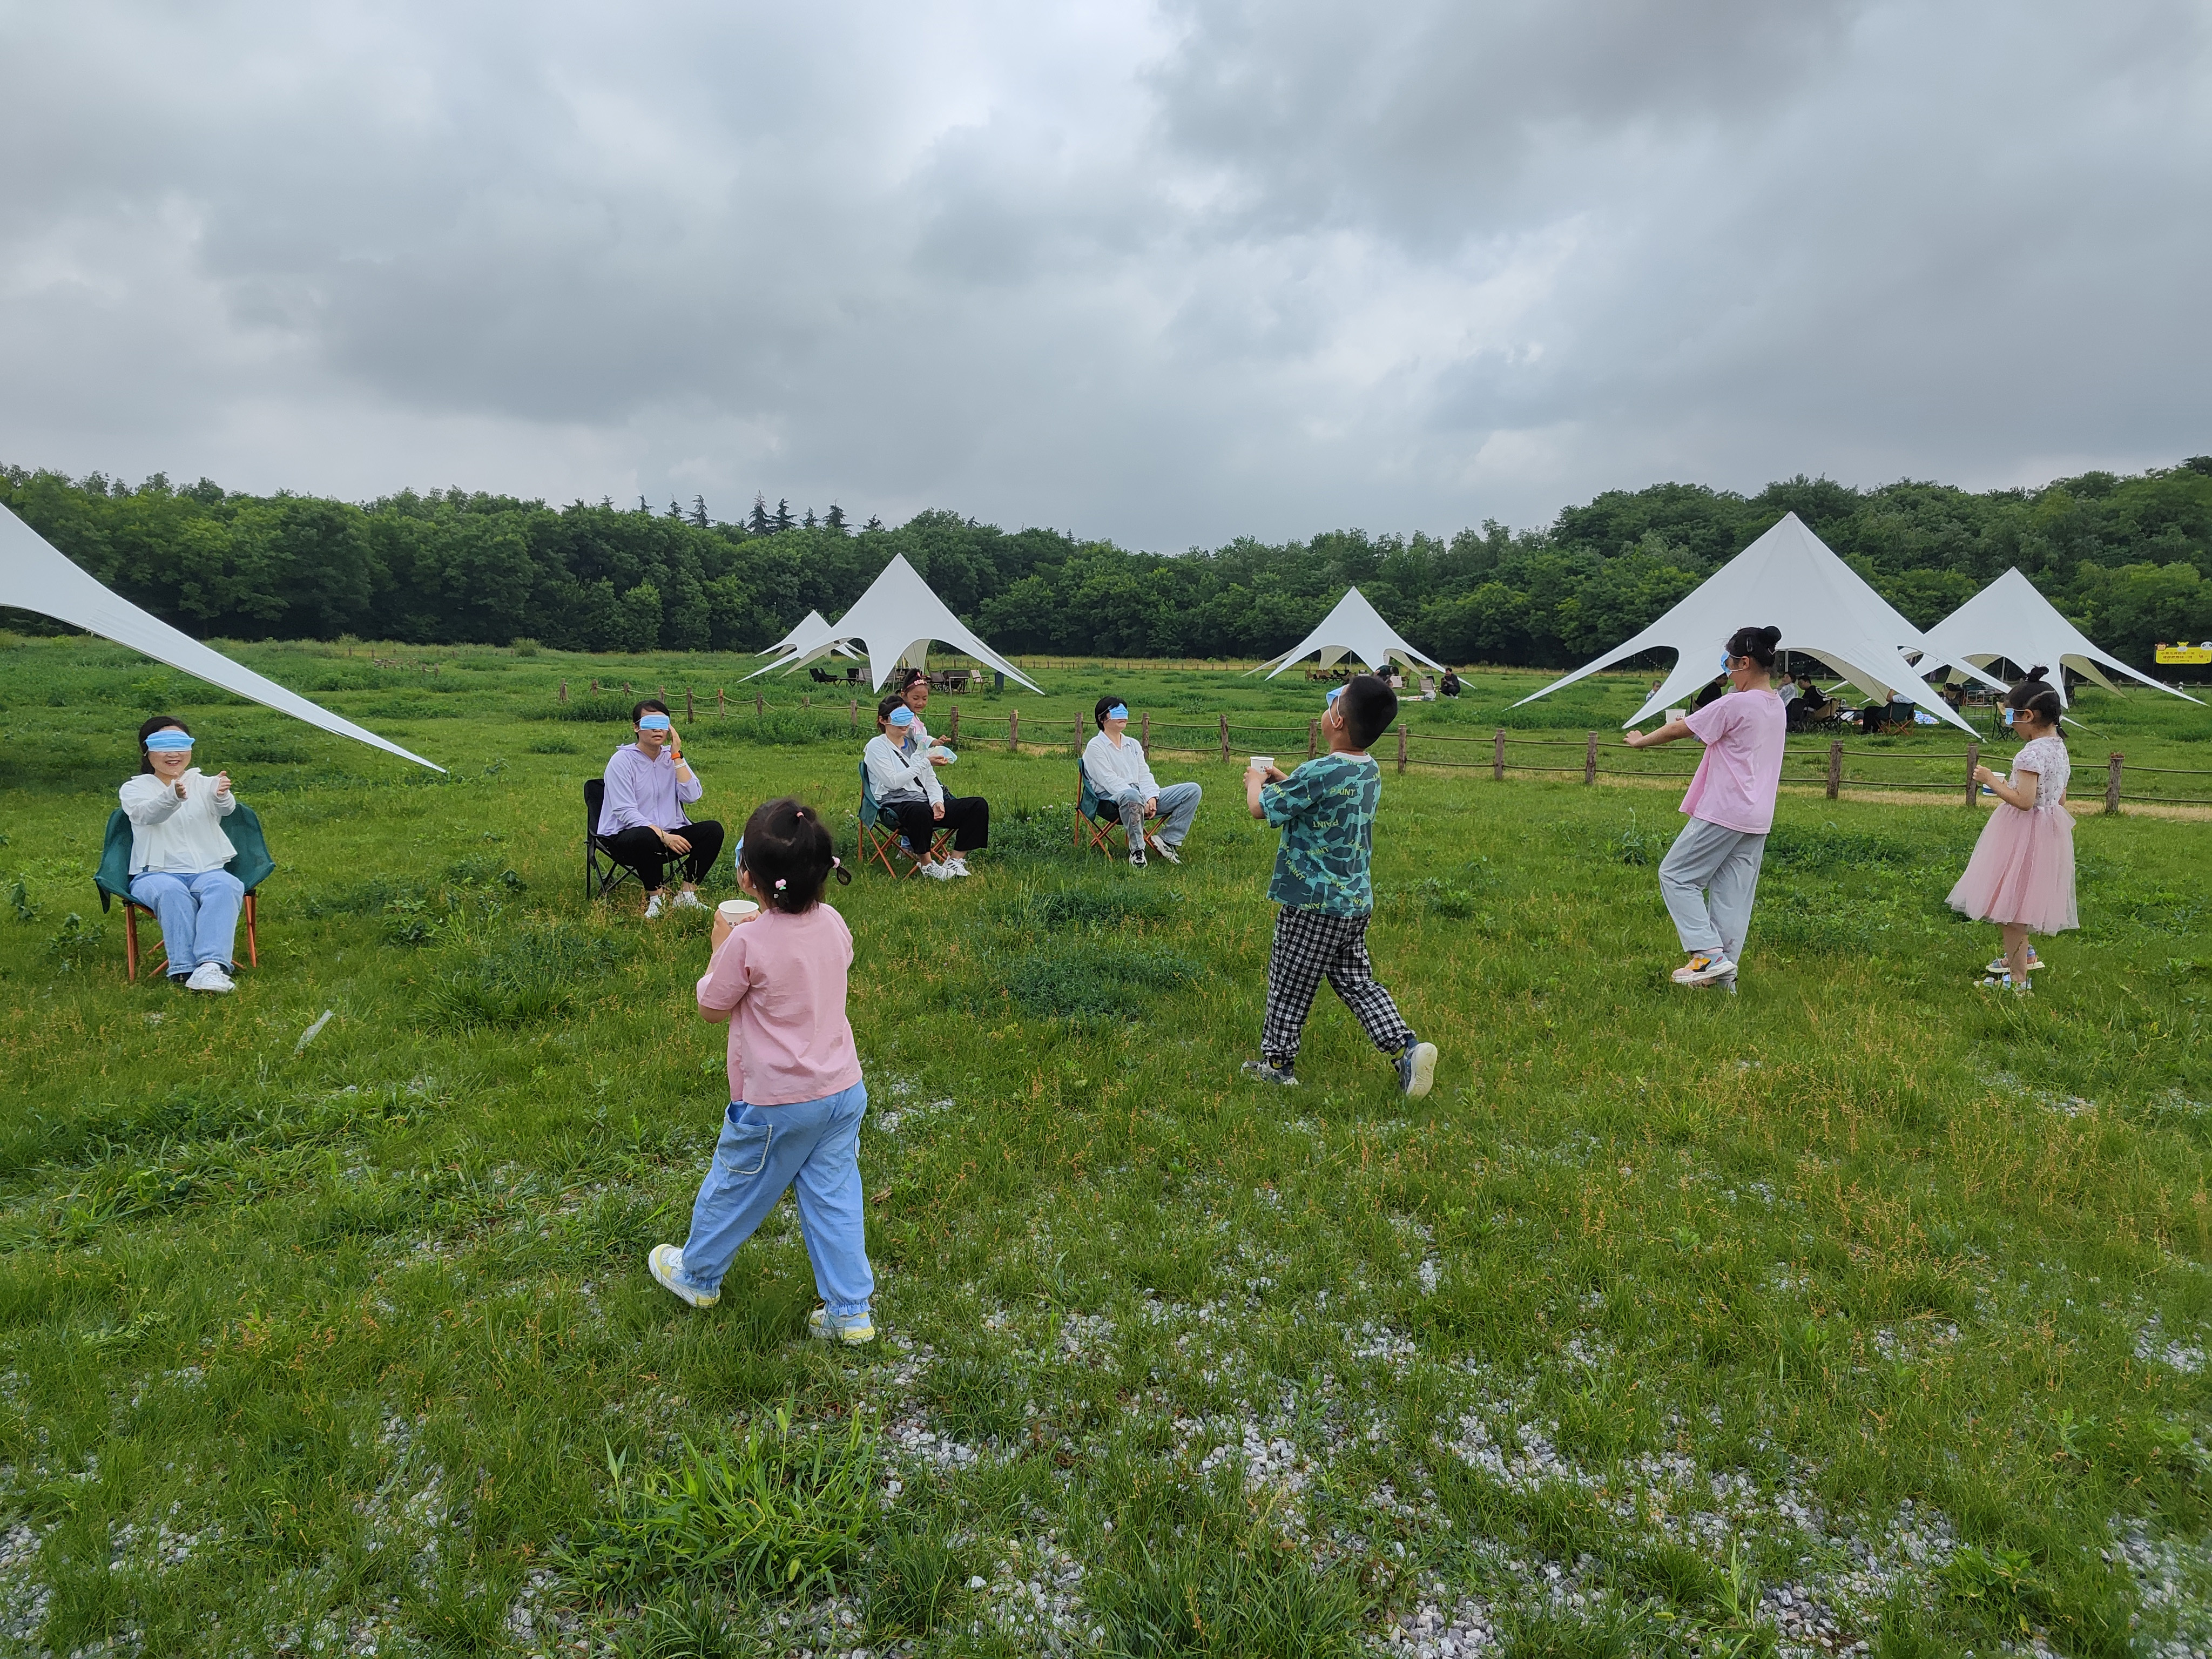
{"left": 1249, "top": 756, "right": 1276, "bottom": 773}
{"left": 718, "top": 899, "right": 760, "bottom": 925}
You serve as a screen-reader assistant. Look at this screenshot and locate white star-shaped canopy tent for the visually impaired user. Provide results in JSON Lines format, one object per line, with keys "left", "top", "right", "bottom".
{"left": 1, "top": 503, "right": 442, "bottom": 770}
{"left": 1514, "top": 512, "right": 2001, "bottom": 734}
{"left": 747, "top": 555, "right": 1040, "bottom": 692}
{"left": 743, "top": 610, "right": 860, "bottom": 680}
{"left": 1252, "top": 587, "right": 1445, "bottom": 680}
{"left": 1920, "top": 567, "right": 2202, "bottom": 708}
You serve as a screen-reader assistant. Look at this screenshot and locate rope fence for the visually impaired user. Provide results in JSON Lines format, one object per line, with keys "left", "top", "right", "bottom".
{"left": 547, "top": 685, "right": 2212, "bottom": 811}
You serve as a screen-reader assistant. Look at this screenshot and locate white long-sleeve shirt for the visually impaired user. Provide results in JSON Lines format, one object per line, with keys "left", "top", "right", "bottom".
{"left": 119, "top": 768, "right": 237, "bottom": 875}
{"left": 864, "top": 732, "right": 943, "bottom": 806}
{"left": 1083, "top": 730, "right": 1158, "bottom": 801}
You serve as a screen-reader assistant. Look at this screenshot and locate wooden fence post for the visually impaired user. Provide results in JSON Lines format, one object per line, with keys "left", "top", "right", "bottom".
{"left": 685, "top": 687, "right": 694, "bottom": 723}
{"left": 1583, "top": 731, "right": 1598, "bottom": 785}
{"left": 591, "top": 679, "right": 600, "bottom": 694}
{"left": 948, "top": 705, "right": 959, "bottom": 746}
{"left": 558, "top": 679, "right": 567, "bottom": 704}
{"left": 658, "top": 684, "right": 666, "bottom": 705}
{"left": 1219, "top": 714, "right": 1230, "bottom": 764}
{"left": 1826, "top": 740, "right": 1844, "bottom": 800}
{"left": 1398, "top": 724, "right": 1408, "bottom": 775}
{"left": 622, "top": 681, "right": 631, "bottom": 696}
{"left": 1307, "top": 719, "right": 1319, "bottom": 761}
{"left": 1075, "top": 716, "right": 1084, "bottom": 756}
{"left": 717, "top": 687, "right": 726, "bottom": 718}
{"left": 849, "top": 698, "right": 858, "bottom": 736}
{"left": 754, "top": 692, "right": 764, "bottom": 719}
{"left": 1493, "top": 730, "right": 1506, "bottom": 782}
{"left": 2106, "top": 752, "right": 2123, "bottom": 815}
{"left": 1009, "top": 710, "right": 1020, "bottom": 752}
{"left": 802, "top": 695, "right": 810, "bottom": 710}
{"left": 1964, "top": 742, "right": 1979, "bottom": 807}
{"left": 1140, "top": 712, "right": 1150, "bottom": 753}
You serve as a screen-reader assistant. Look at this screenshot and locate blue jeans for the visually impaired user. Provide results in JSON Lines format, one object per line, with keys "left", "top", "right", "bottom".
{"left": 129, "top": 868, "right": 244, "bottom": 978}
{"left": 672, "top": 1080, "right": 874, "bottom": 1318}
{"left": 1115, "top": 779, "right": 1202, "bottom": 846}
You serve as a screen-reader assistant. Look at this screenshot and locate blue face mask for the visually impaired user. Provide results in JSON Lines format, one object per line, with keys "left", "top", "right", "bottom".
{"left": 1106, "top": 705, "right": 1129, "bottom": 721}
{"left": 145, "top": 731, "right": 193, "bottom": 752}
{"left": 637, "top": 713, "right": 671, "bottom": 731}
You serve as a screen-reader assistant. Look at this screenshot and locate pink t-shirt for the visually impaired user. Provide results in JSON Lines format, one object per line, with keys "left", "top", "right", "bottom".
{"left": 1679, "top": 690, "right": 1786, "bottom": 833}
{"left": 694, "top": 904, "right": 863, "bottom": 1106}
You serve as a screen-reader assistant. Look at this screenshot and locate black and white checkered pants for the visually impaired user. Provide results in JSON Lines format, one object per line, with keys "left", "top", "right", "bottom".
{"left": 1262, "top": 906, "right": 1414, "bottom": 1069}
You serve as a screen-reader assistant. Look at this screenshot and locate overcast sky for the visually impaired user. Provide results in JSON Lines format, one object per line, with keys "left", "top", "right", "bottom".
{"left": 3, "top": 1, "right": 2209, "bottom": 548}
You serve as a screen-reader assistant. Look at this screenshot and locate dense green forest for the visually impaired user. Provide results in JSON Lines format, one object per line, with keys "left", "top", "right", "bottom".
{"left": 5, "top": 460, "right": 2209, "bottom": 669}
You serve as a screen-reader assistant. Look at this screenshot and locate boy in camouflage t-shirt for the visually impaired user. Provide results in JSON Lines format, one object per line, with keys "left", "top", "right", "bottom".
{"left": 1241, "top": 676, "right": 1438, "bottom": 1097}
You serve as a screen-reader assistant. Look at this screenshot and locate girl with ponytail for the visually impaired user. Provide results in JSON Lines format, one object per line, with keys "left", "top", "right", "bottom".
{"left": 1624, "top": 624, "right": 1789, "bottom": 990}
{"left": 1948, "top": 668, "right": 2076, "bottom": 989}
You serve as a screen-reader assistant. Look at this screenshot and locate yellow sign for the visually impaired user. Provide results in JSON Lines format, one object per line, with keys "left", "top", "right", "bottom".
{"left": 2155, "top": 643, "right": 2212, "bottom": 665}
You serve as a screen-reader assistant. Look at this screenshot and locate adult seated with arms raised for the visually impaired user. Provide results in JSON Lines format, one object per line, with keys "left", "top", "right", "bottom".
{"left": 597, "top": 699, "right": 725, "bottom": 917}
{"left": 865, "top": 695, "right": 988, "bottom": 880}
{"left": 1084, "top": 696, "right": 1202, "bottom": 868}
{"left": 121, "top": 718, "right": 245, "bottom": 994}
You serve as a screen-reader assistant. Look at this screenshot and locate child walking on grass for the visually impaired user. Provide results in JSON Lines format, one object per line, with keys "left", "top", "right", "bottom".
{"left": 649, "top": 798, "right": 876, "bottom": 1344}
{"left": 1948, "top": 668, "right": 2076, "bottom": 992}
{"left": 1242, "top": 675, "right": 1438, "bottom": 1097}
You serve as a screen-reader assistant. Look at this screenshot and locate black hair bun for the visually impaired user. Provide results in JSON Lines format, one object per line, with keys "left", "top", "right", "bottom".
{"left": 2024, "top": 665, "right": 2050, "bottom": 682}
{"left": 1755, "top": 625, "right": 1782, "bottom": 648}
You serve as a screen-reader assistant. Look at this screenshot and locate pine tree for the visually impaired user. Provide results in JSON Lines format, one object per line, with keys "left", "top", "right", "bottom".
{"left": 825, "top": 504, "right": 847, "bottom": 532}
{"left": 864, "top": 514, "right": 885, "bottom": 532}
{"left": 802, "top": 507, "right": 818, "bottom": 530}
{"left": 773, "top": 498, "right": 794, "bottom": 533}
{"left": 666, "top": 499, "right": 683, "bottom": 520}
{"left": 637, "top": 495, "right": 651, "bottom": 513}
{"left": 748, "top": 493, "right": 771, "bottom": 535}
{"left": 690, "top": 496, "right": 710, "bottom": 528}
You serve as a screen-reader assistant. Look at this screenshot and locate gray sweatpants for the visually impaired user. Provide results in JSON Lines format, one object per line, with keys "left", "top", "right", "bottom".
{"left": 1657, "top": 816, "right": 1768, "bottom": 962}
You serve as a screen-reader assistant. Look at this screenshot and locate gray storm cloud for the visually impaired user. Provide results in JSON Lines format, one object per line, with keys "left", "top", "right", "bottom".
{"left": 2, "top": 0, "right": 2207, "bottom": 545}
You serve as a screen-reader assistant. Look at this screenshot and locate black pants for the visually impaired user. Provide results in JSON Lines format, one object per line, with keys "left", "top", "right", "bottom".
{"left": 600, "top": 820, "right": 725, "bottom": 890}
{"left": 887, "top": 795, "right": 989, "bottom": 855}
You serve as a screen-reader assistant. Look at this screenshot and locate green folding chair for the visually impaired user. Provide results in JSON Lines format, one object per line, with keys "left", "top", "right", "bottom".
{"left": 1074, "top": 765, "right": 1128, "bottom": 857}
{"left": 95, "top": 804, "right": 274, "bottom": 982}
{"left": 856, "top": 758, "right": 953, "bottom": 876}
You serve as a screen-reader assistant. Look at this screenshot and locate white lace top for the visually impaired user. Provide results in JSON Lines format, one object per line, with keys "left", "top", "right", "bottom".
{"left": 2009, "top": 734, "right": 2070, "bottom": 811}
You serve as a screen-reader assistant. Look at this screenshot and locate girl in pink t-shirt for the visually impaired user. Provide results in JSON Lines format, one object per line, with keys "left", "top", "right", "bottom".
{"left": 1623, "top": 624, "right": 1788, "bottom": 990}
{"left": 649, "top": 798, "right": 878, "bottom": 1344}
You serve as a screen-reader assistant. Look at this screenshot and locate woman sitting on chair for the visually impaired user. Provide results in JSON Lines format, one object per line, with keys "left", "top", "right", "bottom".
{"left": 597, "top": 699, "right": 725, "bottom": 918}
{"left": 120, "top": 717, "right": 245, "bottom": 994}
{"left": 864, "top": 694, "right": 988, "bottom": 880}
{"left": 1083, "top": 695, "right": 1201, "bottom": 867}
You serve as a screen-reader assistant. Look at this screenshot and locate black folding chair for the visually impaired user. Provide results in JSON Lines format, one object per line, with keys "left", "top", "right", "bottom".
{"left": 584, "top": 779, "right": 639, "bottom": 902}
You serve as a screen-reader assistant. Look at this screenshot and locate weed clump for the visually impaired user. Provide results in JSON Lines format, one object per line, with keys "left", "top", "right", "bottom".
{"left": 423, "top": 920, "right": 623, "bottom": 1028}
{"left": 993, "top": 937, "right": 1197, "bottom": 1022}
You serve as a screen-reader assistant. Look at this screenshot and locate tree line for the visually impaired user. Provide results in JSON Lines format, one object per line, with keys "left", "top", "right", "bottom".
{"left": 4, "top": 460, "right": 2208, "bottom": 670}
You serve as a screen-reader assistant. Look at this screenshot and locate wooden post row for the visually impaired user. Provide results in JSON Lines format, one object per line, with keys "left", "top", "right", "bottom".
{"left": 1826, "top": 740, "right": 1844, "bottom": 800}
{"left": 1582, "top": 731, "right": 1597, "bottom": 785}
{"left": 1964, "top": 742, "right": 1979, "bottom": 808}
{"left": 1493, "top": 730, "right": 1506, "bottom": 781}
{"left": 2106, "top": 752, "right": 2123, "bottom": 815}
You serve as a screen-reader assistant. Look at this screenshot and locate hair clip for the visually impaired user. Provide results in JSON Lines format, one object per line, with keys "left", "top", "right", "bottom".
{"left": 774, "top": 877, "right": 787, "bottom": 891}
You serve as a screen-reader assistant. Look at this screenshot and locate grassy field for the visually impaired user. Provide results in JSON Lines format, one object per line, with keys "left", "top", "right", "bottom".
{"left": 1, "top": 635, "right": 2209, "bottom": 1659}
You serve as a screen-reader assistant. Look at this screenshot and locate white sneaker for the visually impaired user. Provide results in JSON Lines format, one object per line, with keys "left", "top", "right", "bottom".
{"left": 1148, "top": 835, "right": 1182, "bottom": 865}
{"left": 919, "top": 860, "right": 956, "bottom": 881}
{"left": 184, "top": 962, "right": 234, "bottom": 994}
{"left": 644, "top": 892, "right": 667, "bottom": 919}
{"left": 648, "top": 1244, "right": 718, "bottom": 1309}
{"left": 671, "top": 889, "right": 706, "bottom": 911}
{"left": 945, "top": 857, "right": 970, "bottom": 876}
{"left": 1673, "top": 953, "right": 1735, "bottom": 986}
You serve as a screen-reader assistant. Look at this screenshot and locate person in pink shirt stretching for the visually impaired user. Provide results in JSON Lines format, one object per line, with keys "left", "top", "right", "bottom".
{"left": 1623, "top": 624, "right": 1787, "bottom": 992}
{"left": 648, "top": 797, "right": 876, "bottom": 1344}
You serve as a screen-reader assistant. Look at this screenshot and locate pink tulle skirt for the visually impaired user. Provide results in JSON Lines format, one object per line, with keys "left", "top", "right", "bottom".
{"left": 1947, "top": 804, "right": 2078, "bottom": 933}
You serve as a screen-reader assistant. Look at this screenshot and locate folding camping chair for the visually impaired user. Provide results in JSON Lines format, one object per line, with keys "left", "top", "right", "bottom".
{"left": 1074, "top": 765, "right": 1129, "bottom": 858}
{"left": 855, "top": 758, "right": 954, "bottom": 876}
{"left": 95, "top": 804, "right": 271, "bottom": 983}
{"left": 584, "top": 778, "right": 640, "bottom": 902}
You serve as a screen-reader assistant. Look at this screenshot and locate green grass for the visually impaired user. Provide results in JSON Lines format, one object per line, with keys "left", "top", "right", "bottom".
{"left": 1, "top": 634, "right": 2209, "bottom": 1656}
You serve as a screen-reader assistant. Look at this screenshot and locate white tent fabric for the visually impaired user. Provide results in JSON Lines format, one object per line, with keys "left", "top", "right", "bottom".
{"left": 1514, "top": 512, "right": 2000, "bottom": 735}
{"left": 1921, "top": 567, "right": 2202, "bottom": 707}
{"left": 776, "top": 555, "right": 1041, "bottom": 692}
{"left": 741, "top": 610, "right": 859, "bottom": 681}
{"left": 1253, "top": 587, "right": 1445, "bottom": 679}
{"left": 1, "top": 503, "right": 443, "bottom": 771}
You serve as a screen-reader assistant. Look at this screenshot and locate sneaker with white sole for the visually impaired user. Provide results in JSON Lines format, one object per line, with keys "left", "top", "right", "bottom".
{"left": 648, "top": 1244, "right": 719, "bottom": 1308}
{"left": 919, "top": 860, "right": 956, "bottom": 881}
{"left": 184, "top": 961, "right": 234, "bottom": 994}
{"left": 1672, "top": 953, "right": 1735, "bottom": 986}
{"left": 1985, "top": 952, "right": 2042, "bottom": 975}
{"left": 1148, "top": 835, "right": 1181, "bottom": 865}
{"left": 1395, "top": 1039, "right": 1438, "bottom": 1098}
{"left": 1975, "top": 973, "right": 2031, "bottom": 994}
{"left": 808, "top": 1306, "right": 876, "bottom": 1345}
{"left": 644, "top": 891, "right": 667, "bottom": 919}
{"left": 945, "top": 857, "right": 970, "bottom": 876}
{"left": 1129, "top": 847, "right": 1147, "bottom": 868}
{"left": 671, "top": 889, "right": 707, "bottom": 911}
{"left": 1240, "top": 1058, "right": 1299, "bottom": 1087}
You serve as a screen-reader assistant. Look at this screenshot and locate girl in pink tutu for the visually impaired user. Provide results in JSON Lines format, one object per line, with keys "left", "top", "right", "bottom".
{"left": 1948, "top": 668, "right": 2076, "bottom": 990}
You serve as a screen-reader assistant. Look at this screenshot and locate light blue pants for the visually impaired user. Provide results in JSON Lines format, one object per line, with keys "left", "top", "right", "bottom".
{"left": 1115, "top": 780, "right": 1202, "bottom": 847}
{"left": 129, "top": 868, "right": 244, "bottom": 978}
{"left": 1657, "top": 817, "right": 1767, "bottom": 962}
{"left": 672, "top": 1080, "right": 874, "bottom": 1319}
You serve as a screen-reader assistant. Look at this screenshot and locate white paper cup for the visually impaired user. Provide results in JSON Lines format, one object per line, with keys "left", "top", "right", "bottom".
{"left": 1249, "top": 756, "right": 1276, "bottom": 772}
{"left": 717, "top": 899, "right": 760, "bottom": 925}
{"left": 1664, "top": 709, "right": 1687, "bottom": 723}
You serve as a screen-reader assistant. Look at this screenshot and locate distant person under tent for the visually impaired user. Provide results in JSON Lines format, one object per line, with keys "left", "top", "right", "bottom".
{"left": 1084, "top": 696, "right": 1202, "bottom": 868}
{"left": 597, "top": 699, "right": 725, "bottom": 918}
